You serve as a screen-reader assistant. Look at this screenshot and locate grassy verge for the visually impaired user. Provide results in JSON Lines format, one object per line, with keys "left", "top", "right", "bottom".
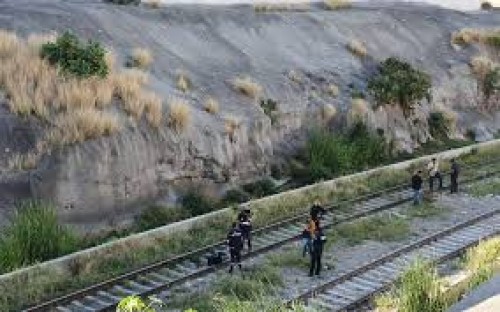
{"left": 376, "top": 236, "right": 500, "bottom": 312}
{"left": 467, "top": 179, "right": 500, "bottom": 197}
{"left": 166, "top": 264, "right": 284, "bottom": 312}
{"left": 406, "top": 201, "right": 448, "bottom": 219}
{"left": 328, "top": 213, "right": 411, "bottom": 246}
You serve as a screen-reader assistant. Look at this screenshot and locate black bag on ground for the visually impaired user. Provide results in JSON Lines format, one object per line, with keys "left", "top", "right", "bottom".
{"left": 207, "top": 252, "right": 224, "bottom": 266}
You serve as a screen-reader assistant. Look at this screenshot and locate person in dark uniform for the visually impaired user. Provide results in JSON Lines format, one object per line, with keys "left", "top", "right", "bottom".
{"left": 227, "top": 222, "right": 243, "bottom": 274}
{"left": 238, "top": 208, "right": 252, "bottom": 251}
{"left": 450, "top": 158, "right": 460, "bottom": 194}
{"left": 309, "top": 227, "right": 326, "bottom": 277}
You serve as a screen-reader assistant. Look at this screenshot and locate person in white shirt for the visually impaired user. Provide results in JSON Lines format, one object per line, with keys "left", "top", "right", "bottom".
{"left": 427, "top": 158, "right": 443, "bottom": 192}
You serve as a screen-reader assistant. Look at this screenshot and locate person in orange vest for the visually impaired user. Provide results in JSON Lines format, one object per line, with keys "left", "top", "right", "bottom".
{"left": 301, "top": 217, "right": 316, "bottom": 257}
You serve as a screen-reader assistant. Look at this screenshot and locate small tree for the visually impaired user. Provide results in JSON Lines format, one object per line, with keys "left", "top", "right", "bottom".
{"left": 368, "top": 58, "right": 431, "bottom": 117}
{"left": 41, "top": 32, "right": 108, "bottom": 78}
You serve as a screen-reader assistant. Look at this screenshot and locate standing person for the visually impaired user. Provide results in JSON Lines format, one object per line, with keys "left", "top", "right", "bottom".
{"left": 450, "top": 158, "right": 460, "bottom": 194}
{"left": 227, "top": 222, "right": 243, "bottom": 274}
{"left": 309, "top": 227, "right": 326, "bottom": 277}
{"left": 411, "top": 170, "right": 424, "bottom": 205}
{"left": 237, "top": 208, "right": 252, "bottom": 251}
{"left": 427, "top": 158, "right": 443, "bottom": 192}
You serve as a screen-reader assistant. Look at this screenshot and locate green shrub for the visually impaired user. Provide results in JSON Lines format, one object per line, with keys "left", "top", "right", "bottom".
{"left": 181, "top": 192, "right": 218, "bottom": 216}
{"left": 41, "top": 32, "right": 108, "bottom": 78}
{"left": 135, "top": 205, "right": 191, "bottom": 232}
{"left": 368, "top": 57, "right": 431, "bottom": 117}
{"left": 259, "top": 98, "right": 278, "bottom": 125}
{"left": 397, "top": 260, "right": 447, "bottom": 312}
{"left": 222, "top": 189, "right": 251, "bottom": 205}
{"left": 241, "top": 178, "right": 277, "bottom": 198}
{"left": 486, "top": 35, "right": 500, "bottom": 48}
{"left": 0, "top": 201, "right": 78, "bottom": 273}
{"left": 428, "top": 112, "right": 450, "bottom": 140}
{"left": 298, "top": 122, "right": 389, "bottom": 182}
{"left": 483, "top": 68, "right": 499, "bottom": 100}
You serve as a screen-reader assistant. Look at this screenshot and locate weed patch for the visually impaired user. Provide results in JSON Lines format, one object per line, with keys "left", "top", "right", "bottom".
{"left": 266, "top": 247, "right": 309, "bottom": 270}
{"left": 294, "top": 122, "right": 388, "bottom": 183}
{"left": 0, "top": 201, "right": 78, "bottom": 273}
{"left": 330, "top": 214, "right": 410, "bottom": 246}
{"left": 406, "top": 201, "right": 446, "bottom": 219}
{"left": 468, "top": 179, "right": 500, "bottom": 197}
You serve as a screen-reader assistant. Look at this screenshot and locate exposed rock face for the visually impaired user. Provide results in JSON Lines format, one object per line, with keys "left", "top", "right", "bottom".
{"left": 0, "top": 0, "right": 498, "bottom": 230}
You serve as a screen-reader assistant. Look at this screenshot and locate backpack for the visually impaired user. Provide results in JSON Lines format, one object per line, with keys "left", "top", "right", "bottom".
{"left": 207, "top": 252, "right": 224, "bottom": 266}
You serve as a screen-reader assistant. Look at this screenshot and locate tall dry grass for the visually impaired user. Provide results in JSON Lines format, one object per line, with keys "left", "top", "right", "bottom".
{"left": 325, "top": 0, "right": 351, "bottom": 10}
{"left": 131, "top": 48, "right": 153, "bottom": 70}
{"left": 452, "top": 28, "right": 500, "bottom": 45}
{"left": 470, "top": 55, "right": 495, "bottom": 78}
{"left": 347, "top": 39, "right": 367, "bottom": 57}
{"left": 168, "top": 98, "right": 191, "bottom": 131}
{"left": 204, "top": 97, "right": 219, "bottom": 114}
{"left": 176, "top": 72, "right": 191, "bottom": 92}
{"left": 0, "top": 30, "right": 163, "bottom": 148}
{"left": 232, "top": 76, "right": 263, "bottom": 99}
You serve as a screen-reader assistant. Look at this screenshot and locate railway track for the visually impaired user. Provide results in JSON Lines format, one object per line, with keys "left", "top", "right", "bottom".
{"left": 288, "top": 205, "right": 500, "bottom": 312}
{"left": 24, "top": 159, "right": 500, "bottom": 312}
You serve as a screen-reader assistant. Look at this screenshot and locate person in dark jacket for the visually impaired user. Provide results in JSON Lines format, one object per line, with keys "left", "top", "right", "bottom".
{"left": 237, "top": 208, "right": 252, "bottom": 251}
{"left": 411, "top": 170, "right": 424, "bottom": 205}
{"left": 309, "top": 227, "right": 326, "bottom": 277}
{"left": 227, "top": 222, "right": 243, "bottom": 274}
{"left": 450, "top": 158, "right": 460, "bottom": 194}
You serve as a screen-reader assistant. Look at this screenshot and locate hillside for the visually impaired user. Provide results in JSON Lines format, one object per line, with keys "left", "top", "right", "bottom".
{"left": 0, "top": 0, "right": 498, "bottom": 231}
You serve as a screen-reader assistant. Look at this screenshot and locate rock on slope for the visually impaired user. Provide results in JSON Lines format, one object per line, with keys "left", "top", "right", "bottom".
{"left": 0, "top": 0, "right": 498, "bottom": 231}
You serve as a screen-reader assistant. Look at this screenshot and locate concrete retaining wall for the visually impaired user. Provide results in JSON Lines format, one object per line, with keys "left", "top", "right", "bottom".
{"left": 1, "top": 139, "right": 499, "bottom": 285}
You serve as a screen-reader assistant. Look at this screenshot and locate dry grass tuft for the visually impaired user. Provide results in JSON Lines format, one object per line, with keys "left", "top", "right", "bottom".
{"left": 348, "top": 98, "right": 370, "bottom": 124}
{"left": 321, "top": 104, "right": 337, "bottom": 121}
{"left": 131, "top": 48, "right": 153, "bottom": 70}
{"left": 49, "top": 109, "right": 120, "bottom": 145}
{"left": 327, "top": 84, "right": 339, "bottom": 97}
{"left": 176, "top": 72, "right": 191, "bottom": 93}
{"left": 8, "top": 151, "right": 39, "bottom": 171}
{"left": 168, "top": 98, "right": 190, "bottom": 131}
{"left": 203, "top": 97, "right": 219, "bottom": 114}
{"left": 452, "top": 28, "right": 500, "bottom": 45}
{"left": 470, "top": 55, "right": 496, "bottom": 78}
{"left": 224, "top": 115, "right": 240, "bottom": 136}
{"left": 26, "top": 33, "right": 57, "bottom": 55}
{"left": 232, "top": 76, "right": 263, "bottom": 99}
{"left": 324, "top": 0, "right": 351, "bottom": 10}
{"left": 347, "top": 39, "right": 367, "bottom": 57}
{"left": 143, "top": 92, "right": 163, "bottom": 128}
{"left": 104, "top": 50, "right": 117, "bottom": 71}
{"left": 0, "top": 30, "right": 21, "bottom": 58}
{"left": 288, "top": 70, "right": 302, "bottom": 83}
{"left": 254, "top": 2, "right": 310, "bottom": 12}
{"left": 145, "top": 0, "right": 161, "bottom": 8}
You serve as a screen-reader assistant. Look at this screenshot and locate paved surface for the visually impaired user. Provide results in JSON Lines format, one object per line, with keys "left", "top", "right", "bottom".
{"left": 448, "top": 273, "right": 500, "bottom": 312}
